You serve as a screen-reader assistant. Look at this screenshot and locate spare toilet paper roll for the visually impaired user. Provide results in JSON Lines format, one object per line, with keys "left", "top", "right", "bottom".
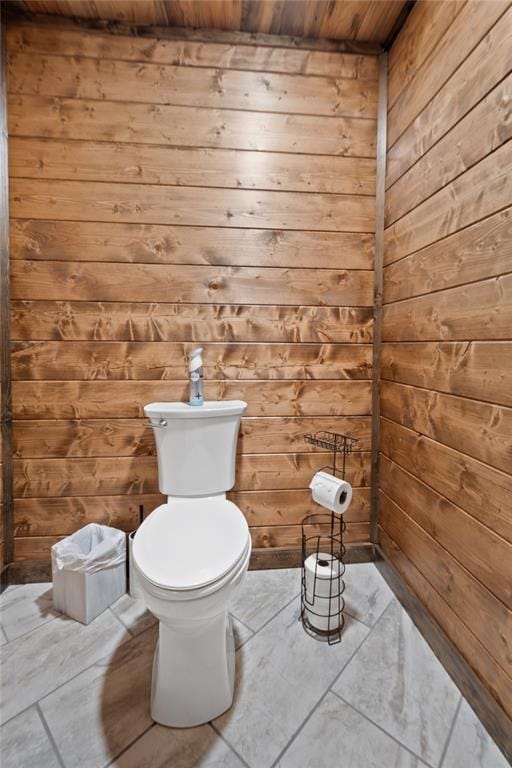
{"left": 304, "top": 553, "right": 343, "bottom": 633}
{"left": 309, "top": 471, "right": 352, "bottom": 514}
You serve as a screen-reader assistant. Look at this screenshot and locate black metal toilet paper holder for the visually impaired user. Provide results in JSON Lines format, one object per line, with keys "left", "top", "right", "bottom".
{"left": 300, "top": 431, "right": 357, "bottom": 644}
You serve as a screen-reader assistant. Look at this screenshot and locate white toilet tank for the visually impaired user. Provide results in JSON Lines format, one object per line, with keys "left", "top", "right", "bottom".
{"left": 144, "top": 401, "right": 247, "bottom": 496}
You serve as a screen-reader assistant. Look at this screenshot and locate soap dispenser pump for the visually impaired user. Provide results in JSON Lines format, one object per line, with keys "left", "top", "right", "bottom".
{"left": 189, "top": 347, "right": 204, "bottom": 406}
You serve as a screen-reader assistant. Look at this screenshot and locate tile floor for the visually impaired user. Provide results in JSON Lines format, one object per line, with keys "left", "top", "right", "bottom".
{"left": 0, "top": 564, "right": 509, "bottom": 768}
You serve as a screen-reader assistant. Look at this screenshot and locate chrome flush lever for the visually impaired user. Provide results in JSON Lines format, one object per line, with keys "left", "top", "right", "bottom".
{"left": 144, "top": 418, "right": 168, "bottom": 429}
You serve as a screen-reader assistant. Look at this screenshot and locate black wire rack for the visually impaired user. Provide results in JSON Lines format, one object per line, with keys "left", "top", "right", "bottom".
{"left": 300, "top": 511, "right": 346, "bottom": 644}
{"left": 300, "top": 431, "right": 357, "bottom": 644}
{"left": 303, "top": 430, "right": 358, "bottom": 479}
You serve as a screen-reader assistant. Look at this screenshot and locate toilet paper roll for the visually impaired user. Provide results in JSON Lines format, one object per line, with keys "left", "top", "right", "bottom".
{"left": 304, "top": 553, "right": 343, "bottom": 633}
{"left": 309, "top": 471, "right": 352, "bottom": 514}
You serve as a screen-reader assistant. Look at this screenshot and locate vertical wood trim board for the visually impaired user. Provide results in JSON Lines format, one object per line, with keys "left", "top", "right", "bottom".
{"left": 381, "top": 0, "right": 512, "bottom": 732}
{"left": 6, "top": 18, "right": 378, "bottom": 565}
{"left": 370, "top": 51, "right": 387, "bottom": 545}
{"left": 1, "top": 24, "right": 13, "bottom": 587}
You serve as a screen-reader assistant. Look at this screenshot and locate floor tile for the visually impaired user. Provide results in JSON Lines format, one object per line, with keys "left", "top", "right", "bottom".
{"left": 109, "top": 593, "right": 157, "bottom": 637}
{"left": 41, "top": 625, "right": 157, "bottom": 768}
{"left": 333, "top": 600, "right": 461, "bottom": 767}
{"left": 442, "top": 699, "right": 510, "bottom": 768}
{"left": 232, "top": 615, "right": 254, "bottom": 650}
{"left": 0, "top": 585, "right": 22, "bottom": 604}
{"left": 214, "top": 597, "right": 369, "bottom": 768}
{"left": 0, "top": 582, "right": 60, "bottom": 642}
{"left": 277, "top": 692, "right": 425, "bottom": 768}
{"left": 343, "top": 563, "right": 394, "bottom": 627}
{"left": 0, "top": 706, "right": 61, "bottom": 768}
{"left": 0, "top": 609, "right": 130, "bottom": 725}
{"left": 230, "top": 568, "right": 300, "bottom": 632}
{"left": 111, "top": 723, "right": 246, "bottom": 768}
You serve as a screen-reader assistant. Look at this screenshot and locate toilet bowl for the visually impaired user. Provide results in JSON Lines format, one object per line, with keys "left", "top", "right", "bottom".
{"left": 132, "top": 400, "right": 249, "bottom": 727}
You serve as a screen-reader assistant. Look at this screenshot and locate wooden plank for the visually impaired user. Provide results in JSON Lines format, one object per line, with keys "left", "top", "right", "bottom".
{"left": 387, "top": 0, "right": 465, "bottom": 106}
{"left": 9, "top": 137, "right": 377, "bottom": 196}
{"left": 230, "top": 487, "right": 371, "bottom": 526}
{"left": 385, "top": 73, "right": 512, "bottom": 225}
{"left": 12, "top": 522, "right": 371, "bottom": 560}
{"left": 9, "top": 179, "right": 376, "bottom": 233}
{"left": 14, "top": 493, "right": 160, "bottom": 536}
{"left": 12, "top": 451, "right": 372, "bottom": 497}
{"left": 387, "top": 6, "right": 512, "bottom": 187}
{"left": 250, "top": 542, "right": 374, "bottom": 569}
{"left": 249, "top": 522, "right": 370, "bottom": 550}
{"left": 384, "top": 140, "right": 512, "bottom": 265}
{"left": 10, "top": 220, "right": 375, "bottom": 269}
{"left": 10, "top": 261, "right": 374, "bottom": 306}
{"left": 381, "top": 341, "right": 512, "bottom": 408}
{"left": 383, "top": 208, "right": 512, "bottom": 303}
{"left": 10, "top": 301, "right": 374, "bottom": 343}
{"left": 0, "top": 24, "right": 13, "bottom": 572}
{"left": 381, "top": 380, "right": 512, "bottom": 475}
{"left": 379, "top": 490, "right": 512, "bottom": 678}
{"left": 10, "top": 341, "right": 373, "bottom": 381}
{"left": 382, "top": 274, "right": 512, "bottom": 342}
{"left": 12, "top": 415, "right": 372, "bottom": 457}
{"left": 387, "top": 1, "right": 509, "bottom": 149}
{"left": 377, "top": 531, "right": 512, "bottom": 744}
{"left": 6, "top": 23, "right": 379, "bottom": 79}
{"left": 380, "top": 455, "right": 512, "bottom": 609}
{"left": 12, "top": 380, "right": 373, "bottom": 419}
{"left": 370, "top": 51, "right": 387, "bottom": 545}
{"left": 379, "top": 418, "right": 512, "bottom": 544}
{"left": 5, "top": 12, "right": 384, "bottom": 54}
{"left": 7, "top": 51, "right": 379, "bottom": 119}
{"left": 8, "top": 95, "right": 378, "bottom": 157}
{"left": 14, "top": 488, "right": 369, "bottom": 536}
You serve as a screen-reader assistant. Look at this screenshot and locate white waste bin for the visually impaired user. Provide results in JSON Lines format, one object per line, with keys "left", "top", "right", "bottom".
{"left": 52, "top": 524, "right": 127, "bottom": 624}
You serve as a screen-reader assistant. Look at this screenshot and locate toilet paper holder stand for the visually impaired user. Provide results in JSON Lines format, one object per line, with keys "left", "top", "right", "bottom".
{"left": 300, "top": 510, "right": 346, "bottom": 645}
{"left": 300, "top": 431, "right": 357, "bottom": 644}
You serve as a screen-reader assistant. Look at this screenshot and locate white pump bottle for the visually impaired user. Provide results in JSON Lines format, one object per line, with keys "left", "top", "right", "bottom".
{"left": 189, "top": 348, "right": 204, "bottom": 406}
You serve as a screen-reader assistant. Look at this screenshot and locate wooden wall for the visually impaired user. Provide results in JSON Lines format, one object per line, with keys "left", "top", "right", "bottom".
{"left": 6, "top": 19, "right": 378, "bottom": 565}
{"left": 380, "top": 0, "right": 512, "bottom": 722}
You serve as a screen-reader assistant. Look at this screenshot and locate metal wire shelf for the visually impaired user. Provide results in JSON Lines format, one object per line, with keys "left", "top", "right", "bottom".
{"left": 304, "top": 430, "right": 358, "bottom": 479}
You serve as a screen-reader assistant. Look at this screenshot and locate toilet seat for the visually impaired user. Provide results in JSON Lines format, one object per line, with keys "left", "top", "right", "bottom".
{"left": 133, "top": 497, "right": 249, "bottom": 592}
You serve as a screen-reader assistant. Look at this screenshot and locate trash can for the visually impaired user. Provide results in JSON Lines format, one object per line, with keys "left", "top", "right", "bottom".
{"left": 51, "top": 524, "right": 127, "bottom": 624}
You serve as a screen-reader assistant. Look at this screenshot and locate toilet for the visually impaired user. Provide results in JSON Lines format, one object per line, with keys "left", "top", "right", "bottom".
{"left": 132, "top": 400, "right": 251, "bottom": 728}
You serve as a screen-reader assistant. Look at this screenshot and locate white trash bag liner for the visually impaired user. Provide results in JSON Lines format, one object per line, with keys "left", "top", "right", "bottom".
{"left": 53, "top": 523, "right": 126, "bottom": 574}
{"left": 52, "top": 524, "right": 127, "bottom": 624}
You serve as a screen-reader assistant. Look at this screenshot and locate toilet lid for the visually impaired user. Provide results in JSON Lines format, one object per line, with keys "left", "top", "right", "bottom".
{"left": 133, "top": 498, "right": 249, "bottom": 590}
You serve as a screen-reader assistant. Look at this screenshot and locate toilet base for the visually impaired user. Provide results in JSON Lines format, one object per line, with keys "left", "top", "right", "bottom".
{"left": 151, "top": 612, "right": 235, "bottom": 727}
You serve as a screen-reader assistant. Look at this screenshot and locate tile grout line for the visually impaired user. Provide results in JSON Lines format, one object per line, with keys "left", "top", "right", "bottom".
{"left": 437, "top": 695, "right": 463, "bottom": 768}
{"left": 36, "top": 702, "right": 67, "bottom": 768}
{"left": 0, "top": 613, "right": 61, "bottom": 646}
{"left": 344, "top": 590, "right": 396, "bottom": 630}
{"left": 331, "top": 690, "right": 434, "bottom": 768}
{"left": 107, "top": 604, "right": 156, "bottom": 638}
{"left": 331, "top": 596, "right": 463, "bottom": 768}
{"left": 269, "top": 612, "right": 378, "bottom": 768}
{"left": 232, "top": 588, "right": 302, "bottom": 641}
{"left": 230, "top": 612, "right": 255, "bottom": 636}
{"left": 1, "top": 618, "right": 154, "bottom": 731}
{"left": 104, "top": 722, "right": 157, "bottom": 767}
{"left": 209, "top": 722, "right": 253, "bottom": 768}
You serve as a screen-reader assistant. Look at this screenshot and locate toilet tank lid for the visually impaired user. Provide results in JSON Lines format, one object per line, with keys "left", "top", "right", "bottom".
{"left": 132, "top": 498, "right": 249, "bottom": 590}
{"left": 144, "top": 401, "right": 247, "bottom": 419}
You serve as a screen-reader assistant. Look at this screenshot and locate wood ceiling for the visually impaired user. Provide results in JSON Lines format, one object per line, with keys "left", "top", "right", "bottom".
{"left": 8, "top": 1, "right": 410, "bottom": 44}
